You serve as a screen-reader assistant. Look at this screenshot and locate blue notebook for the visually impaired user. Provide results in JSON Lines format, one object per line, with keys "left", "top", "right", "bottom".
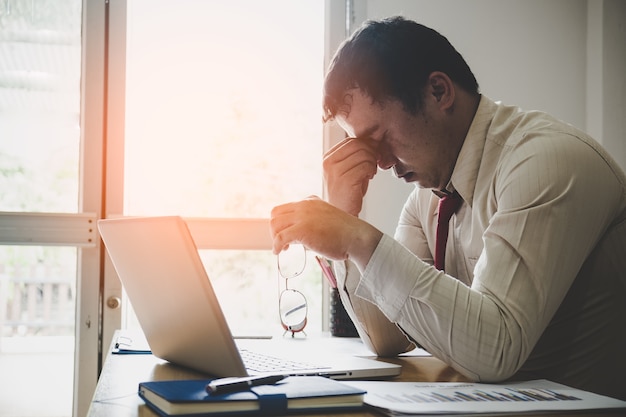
{"left": 138, "top": 376, "right": 366, "bottom": 416}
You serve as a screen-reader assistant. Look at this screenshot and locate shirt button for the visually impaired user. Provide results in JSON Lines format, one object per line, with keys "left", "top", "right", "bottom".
{"left": 375, "top": 295, "right": 385, "bottom": 304}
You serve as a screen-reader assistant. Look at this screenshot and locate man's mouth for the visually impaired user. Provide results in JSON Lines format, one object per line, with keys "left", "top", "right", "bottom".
{"left": 393, "top": 166, "right": 413, "bottom": 182}
{"left": 400, "top": 173, "right": 415, "bottom": 182}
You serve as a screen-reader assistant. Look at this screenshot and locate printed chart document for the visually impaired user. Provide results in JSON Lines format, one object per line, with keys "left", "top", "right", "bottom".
{"left": 349, "top": 379, "right": 626, "bottom": 416}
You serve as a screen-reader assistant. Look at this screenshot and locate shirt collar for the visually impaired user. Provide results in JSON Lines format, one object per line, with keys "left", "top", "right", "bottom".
{"left": 447, "top": 95, "right": 498, "bottom": 207}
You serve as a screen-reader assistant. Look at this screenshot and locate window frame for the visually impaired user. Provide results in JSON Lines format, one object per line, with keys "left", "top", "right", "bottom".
{"left": 0, "top": 1, "right": 107, "bottom": 416}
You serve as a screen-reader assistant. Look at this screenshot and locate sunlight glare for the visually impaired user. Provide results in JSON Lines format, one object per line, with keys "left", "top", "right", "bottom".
{"left": 124, "top": 0, "right": 324, "bottom": 218}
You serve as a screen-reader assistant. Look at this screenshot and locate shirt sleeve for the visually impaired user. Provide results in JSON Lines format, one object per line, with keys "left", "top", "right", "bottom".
{"left": 334, "top": 260, "right": 415, "bottom": 357}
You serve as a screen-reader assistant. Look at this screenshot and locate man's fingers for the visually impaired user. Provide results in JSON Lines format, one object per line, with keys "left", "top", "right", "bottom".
{"left": 324, "top": 138, "right": 378, "bottom": 167}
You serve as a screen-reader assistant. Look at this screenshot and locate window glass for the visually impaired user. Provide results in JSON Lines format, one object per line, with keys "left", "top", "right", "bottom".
{"left": 0, "top": 246, "right": 76, "bottom": 416}
{"left": 123, "top": 1, "right": 324, "bottom": 334}
{"left": 0, "top": 0, "right": 82, "bottom": 213}
{"left": 0, "top": 1, "right": 82, "bottom": 415}
{"left": 124, "top": 0, "right": 323, "bottom": 217}
{"left": 197, "top": 249, "right": 322, "bottom": 336}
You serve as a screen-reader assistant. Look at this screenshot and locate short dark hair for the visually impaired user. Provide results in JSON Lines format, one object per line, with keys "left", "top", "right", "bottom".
{"left": 323, "top": 16, "right": 479, "bottom": 121}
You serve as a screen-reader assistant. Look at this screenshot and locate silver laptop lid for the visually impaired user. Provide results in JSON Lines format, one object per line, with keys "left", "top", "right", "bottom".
{"left": 99, "top": 216, "right": 248, "bottom": 377}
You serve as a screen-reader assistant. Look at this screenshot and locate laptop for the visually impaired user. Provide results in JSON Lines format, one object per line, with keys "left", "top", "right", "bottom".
{"left": 98, "top": 216, "right": 401, "bottom": 380}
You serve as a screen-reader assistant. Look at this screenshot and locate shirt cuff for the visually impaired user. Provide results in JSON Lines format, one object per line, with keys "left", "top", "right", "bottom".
{"left": 355, "top": 234, "right": 429, "bottom": 321}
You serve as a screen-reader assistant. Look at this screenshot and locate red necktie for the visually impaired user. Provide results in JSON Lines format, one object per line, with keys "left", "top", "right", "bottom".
{"left": 434, "top": 191, "right": 462, "bottom": 271}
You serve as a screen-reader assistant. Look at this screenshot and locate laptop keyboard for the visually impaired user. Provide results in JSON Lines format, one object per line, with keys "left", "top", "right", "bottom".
{"left": 240, "top": 348, "right": 329, "bottom": 373}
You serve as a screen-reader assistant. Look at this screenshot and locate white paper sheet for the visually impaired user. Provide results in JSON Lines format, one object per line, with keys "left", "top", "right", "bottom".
{"left": 347, "top": 379, "right": 626, "bottom": 416}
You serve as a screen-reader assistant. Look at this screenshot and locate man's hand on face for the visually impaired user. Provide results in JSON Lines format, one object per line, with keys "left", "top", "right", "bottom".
{"left": 323, "top": 137, "right": 379, "bottom": 216}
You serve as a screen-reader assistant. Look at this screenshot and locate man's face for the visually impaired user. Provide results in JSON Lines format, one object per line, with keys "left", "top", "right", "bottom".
{"left": 335, "top": 88, "right": 455, "bottom": 190}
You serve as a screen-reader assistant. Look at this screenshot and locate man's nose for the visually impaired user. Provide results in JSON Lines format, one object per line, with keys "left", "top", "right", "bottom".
{"left": 377, "top": 151, "right": 396, "bottom": 170}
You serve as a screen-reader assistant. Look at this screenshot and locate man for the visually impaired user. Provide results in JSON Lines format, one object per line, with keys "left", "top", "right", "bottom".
{"left": 270, "top": 16, "right": 626, "bottom": 400}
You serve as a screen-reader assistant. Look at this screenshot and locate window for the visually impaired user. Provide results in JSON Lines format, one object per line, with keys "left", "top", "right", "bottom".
{"left": 1, "top": 1, "right": 345, "bottom": 415}
{"left": 0, "top": 1, "right": 90, "bottom": 416}
{"left": 115, "top": 0, "right": 325, "bottom": 335}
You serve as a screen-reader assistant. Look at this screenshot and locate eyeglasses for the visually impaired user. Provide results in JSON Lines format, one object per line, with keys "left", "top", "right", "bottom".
{"left": 277, "top": 244, "right": 307, "bottom": 337}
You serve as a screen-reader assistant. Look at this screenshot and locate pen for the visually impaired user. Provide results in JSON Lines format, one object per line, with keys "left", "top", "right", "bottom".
{"left": 315, "top": 256, "right": 337, "bottom": 288}
{"left": 206, "top": 374, "right": 286, "bottom": 395}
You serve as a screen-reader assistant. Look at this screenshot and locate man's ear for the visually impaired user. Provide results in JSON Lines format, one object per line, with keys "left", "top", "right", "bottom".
{"left": 428, "top": 71, "right": 455, "bottom": 111}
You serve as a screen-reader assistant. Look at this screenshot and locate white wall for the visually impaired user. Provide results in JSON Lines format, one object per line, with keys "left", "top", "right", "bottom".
{"left": 600, "top": 0, "right": 626, "bottom": 167}
{"left": 348, "top": 0, "right": 625, "bottom": 236}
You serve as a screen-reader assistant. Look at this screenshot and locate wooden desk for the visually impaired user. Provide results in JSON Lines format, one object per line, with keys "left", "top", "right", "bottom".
{"left": 88, "top": 333, "right": 621, "bottom": 417}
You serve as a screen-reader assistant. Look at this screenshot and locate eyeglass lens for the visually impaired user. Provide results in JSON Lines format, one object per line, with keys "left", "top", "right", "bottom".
{"left": 278, "top": 244, "right": 307, "bottom": 334}
{"left": 277, "top": 244, "right": 306, "bottom": 280}
{"left": 279, "top": 289, "right": 307, "bottom": 332}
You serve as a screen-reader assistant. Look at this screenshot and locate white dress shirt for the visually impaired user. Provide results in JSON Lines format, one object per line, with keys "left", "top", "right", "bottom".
{"left": 336, "top": 96, "right": 626, "bottom": 400}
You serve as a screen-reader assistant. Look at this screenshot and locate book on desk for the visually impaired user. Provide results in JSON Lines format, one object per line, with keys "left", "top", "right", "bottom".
{"left": 138, "top": 375, "right": 366, "bottom": 416}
